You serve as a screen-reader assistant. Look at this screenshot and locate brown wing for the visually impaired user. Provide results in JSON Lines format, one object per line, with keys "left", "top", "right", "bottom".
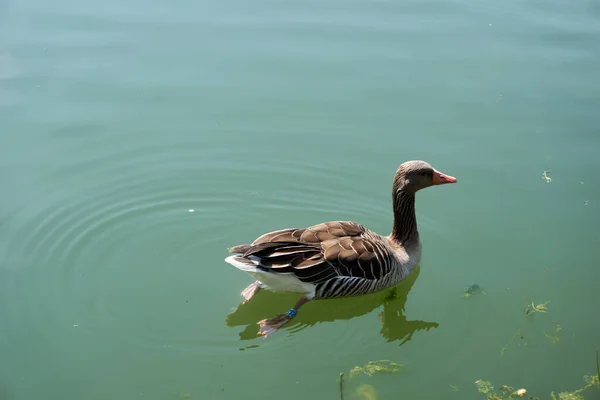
{"left": 228, "top": 221, "right": 394, "bottom": 284}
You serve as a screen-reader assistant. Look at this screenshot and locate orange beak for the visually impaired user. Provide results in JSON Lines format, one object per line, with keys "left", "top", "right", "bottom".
{"left": 432, "top": 169, "right": 457, "bottom": 185}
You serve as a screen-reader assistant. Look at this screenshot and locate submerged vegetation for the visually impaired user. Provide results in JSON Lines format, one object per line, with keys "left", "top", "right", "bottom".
{"left": 337, "top": 294, "right": 598, "bottom": 400}
{"left": 349, "top": 360, "right": 405, "bottom": 378}
{"left": 339, "top": 361, "right": 599, "bottom": 400}
{"left": 338, "top": 360, "right": 405, "bottom": 399}
{"left": 500, "top": 328, "right": 524, "bottom": 357}
{"left": 476, "top": 373, "right": 599, "bottom": 400}
{"left": 336, "top": 353, "right": 599, "bottom": 399}
{"left": 544, "top": 324, "right": 564, "bottom": 344}
{"left": 500, "top": 298, "right": 551, "bottom": 356}
{"left": 475, "top": 380, "right": 527, "bottom": 399}
{"left": 462, "top": 283, "right": 484, "bottom": 298}
{"left": 477, "top": 348, "right": 600, "bottom": 400}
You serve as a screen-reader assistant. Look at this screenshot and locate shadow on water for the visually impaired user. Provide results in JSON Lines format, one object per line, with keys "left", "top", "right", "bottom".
{"left": 225, "top": 267, "right": 439, "bottom": 344}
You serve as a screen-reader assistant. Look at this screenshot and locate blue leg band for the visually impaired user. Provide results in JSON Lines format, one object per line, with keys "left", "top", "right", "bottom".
{"left": 285, "top": 308, "right": 298, "bottom": 318}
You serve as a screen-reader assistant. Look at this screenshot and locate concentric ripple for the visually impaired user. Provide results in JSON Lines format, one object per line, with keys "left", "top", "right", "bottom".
{"left": 2, "top": 140, "right": 422, "bottom": 356}
{"left": 1, "top": 141, "right": 263, "bottom": 353}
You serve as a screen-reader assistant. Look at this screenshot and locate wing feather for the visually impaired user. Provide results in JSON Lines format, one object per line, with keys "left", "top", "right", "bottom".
{"left": 227, "top": 221, "right": 395, "bottom": 285}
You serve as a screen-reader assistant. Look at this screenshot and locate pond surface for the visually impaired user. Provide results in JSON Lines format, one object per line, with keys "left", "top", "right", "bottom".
{"left": 1, "top": 0, "right": 599, "bottom": 398}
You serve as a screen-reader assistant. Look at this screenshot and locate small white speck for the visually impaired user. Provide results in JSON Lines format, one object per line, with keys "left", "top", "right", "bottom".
{"left": 73, "top": 324, "right": 79, "bottom": 327}
{"left": 489, "top": 23, "right": 492, "bottom": 26}
{"left": 188, "top": 209, "right": 195, "bottom": 213}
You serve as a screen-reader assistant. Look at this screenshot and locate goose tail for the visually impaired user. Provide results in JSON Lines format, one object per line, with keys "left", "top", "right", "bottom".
{"left": 224, "top": 255, "right": 258, "bottom": 272}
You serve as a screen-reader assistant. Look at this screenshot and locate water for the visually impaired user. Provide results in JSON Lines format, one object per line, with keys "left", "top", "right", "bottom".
{"left": 1, "top": 0, "right": 599, "bottom": 398}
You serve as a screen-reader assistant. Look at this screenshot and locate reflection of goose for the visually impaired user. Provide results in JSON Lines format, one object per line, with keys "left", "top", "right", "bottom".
{"left": 226, "top": 266, "right": 439, "bottom": 343}
{"left": 225, "top": 160, "right": 456, "bottom": 337}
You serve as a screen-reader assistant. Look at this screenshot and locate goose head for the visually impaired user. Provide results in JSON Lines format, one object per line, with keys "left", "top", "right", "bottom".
{"left": 394, "top": 160, "right": 457, "bottom": 193}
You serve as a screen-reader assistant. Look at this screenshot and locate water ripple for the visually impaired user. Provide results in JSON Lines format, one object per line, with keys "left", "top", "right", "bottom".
{"left": 1, "top": 142, "right": 255, "bottom": 351}
{"left": 1, "top": 142, "right": 416, "bottom": 352}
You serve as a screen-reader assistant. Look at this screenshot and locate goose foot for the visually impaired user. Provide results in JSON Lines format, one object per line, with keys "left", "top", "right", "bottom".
{"left": 257, "top": 295, "right": 310, "bottom": 338}
{"left": 258, "top": 313, "right": 293, "bottom": 337}
{"left": 241, "top": 281, "right": 262, "bottom": 304}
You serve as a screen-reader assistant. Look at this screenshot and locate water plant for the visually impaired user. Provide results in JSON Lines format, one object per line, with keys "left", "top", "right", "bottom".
{"left": 475, "top": 377, "right": 598, "bottom": 400}
{"left": 549, "top": 373, "right": 599, "bottom": 400}
{"left": 500, "top": 329, "right": 524, "bottom": 357}
{"left": 339, "top": 359, "right": 404, "bottom": 399}
{"left": 462, "top": 283, "right": 484, "bottom": 298}
{"left": 475, "top": 379, "right": 527, "bottom": 399}
{"left": 349, "top": 360, "right": 404, "bottom": 378}
{"left": 475, "top": 367, "right": 599, "bottom": 400}
{"left": 526, "top": 300, "right": 549, "bottom": 316}
{"left": 544, "top": 324, "right": 564, "bottom": 344}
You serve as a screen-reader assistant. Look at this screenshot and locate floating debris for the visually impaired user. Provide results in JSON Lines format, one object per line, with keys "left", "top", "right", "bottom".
{"left": 501, "top": 385, "right": 514, "bottom": 395}
{"left": 476, "top": 380, "right": 529, "bottom": 399}
{"left": 475, "top": 372, "right": 598, "bottom": 399}
{"left": 449, "top": 384, "right": 459, "bottom": 392}
{"left": 462, "top": 283, "right": 484, "bottom": 298}
{"left": 475, "top": 379, "right": 494, "bottom": 396}
{"left": 349, "top": 360, "right": 404, "bottom": 378}
{"left": 550, "top": 373, "right": 599, "bottom": 400}
{"left": 340, "top": 360, "right": 403, "bottom": 399}
{"left": 552, "top": 391, "right": 584, "bottom": 400}
{"left": 239, "top": 344, "right": 260, "bottom": 351}
{"left": 542, "top": 170, "right": 552, "bottom": 183}
{"left": 544, "top": 325, "right": 564, "bottom": 344}
{"left": 584, "top": 200, "right": 589, "bottom": 207}
{"left": 188, "top": 209, "right": 195, "bottom": 213}
{"left": 526, "top": 301, "right": 550, "bottom": 315}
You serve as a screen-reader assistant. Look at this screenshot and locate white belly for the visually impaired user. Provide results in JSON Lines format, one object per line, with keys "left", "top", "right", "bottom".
{"left": 225, "top": 255, "right": 316, "bottom": 296}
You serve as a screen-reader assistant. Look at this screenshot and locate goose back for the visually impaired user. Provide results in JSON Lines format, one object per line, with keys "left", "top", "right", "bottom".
{"left": 228, "top": 221, "right": 417, "bottom": 299}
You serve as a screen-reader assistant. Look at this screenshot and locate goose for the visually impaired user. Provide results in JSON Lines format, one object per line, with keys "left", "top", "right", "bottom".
{"left": 225, "top": 160, "right": 457, "bottom": 337}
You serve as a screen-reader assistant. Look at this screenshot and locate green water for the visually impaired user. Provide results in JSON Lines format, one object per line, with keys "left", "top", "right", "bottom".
{"left": 1, "top": 0, "right": 600, "bottom": 398}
